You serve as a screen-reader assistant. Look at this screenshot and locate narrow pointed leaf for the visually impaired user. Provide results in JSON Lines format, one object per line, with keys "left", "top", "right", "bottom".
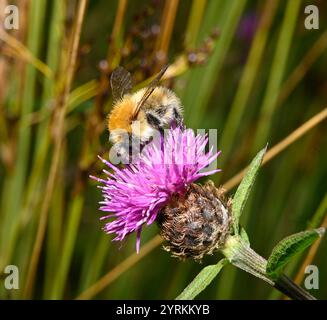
{"left": 240, "top": 227, "right": 250, "bottom": 247}
{"left": 266, "top": 228, "right": 325, "bottom": 280}
{"left": 176, "top": 259, "right": 228, "bottom": 300}
{"left": 232, "top": 146, "right": 267, "bottom": 234}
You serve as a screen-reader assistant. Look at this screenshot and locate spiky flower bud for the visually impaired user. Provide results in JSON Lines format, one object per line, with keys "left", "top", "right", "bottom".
{"left": 158, "top": 181, "right": 232, "bottom": 261}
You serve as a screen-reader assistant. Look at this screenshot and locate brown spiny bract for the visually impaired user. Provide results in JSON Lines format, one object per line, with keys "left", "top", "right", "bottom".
{"left": 158, "top": 181, "right": 232, "bottom": 262}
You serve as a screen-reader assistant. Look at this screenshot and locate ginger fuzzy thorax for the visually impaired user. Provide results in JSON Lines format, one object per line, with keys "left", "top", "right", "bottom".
{"left": 108, "top": 86, "right": 183, "bottom": 146}
{"left": 108, "top": 95, "right": 135, "bottom": 135}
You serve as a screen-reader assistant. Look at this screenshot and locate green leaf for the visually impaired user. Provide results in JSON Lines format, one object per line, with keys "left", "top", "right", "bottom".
{"left": 175, "top": 259, "right": 228, "bottom": 300}
{"left": 266, "top": 228, "right": 325, "bottom": 280}
{"left": 240, "top": 227, "right": 250, "bottom": 247}
{"left": 232, "top": 146, "right": 267, "bottom": 234}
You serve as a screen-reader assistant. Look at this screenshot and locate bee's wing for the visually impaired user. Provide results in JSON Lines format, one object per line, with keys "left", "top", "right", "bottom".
{"left": 110, "top": 66, "right": 133, "bottom": 102}
{"left": 132, "top": 65, "right": 169, "bottom": 118}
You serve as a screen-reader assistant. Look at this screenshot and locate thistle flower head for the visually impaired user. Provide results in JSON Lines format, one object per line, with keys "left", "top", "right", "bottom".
{"left": 91, "top": 127, "right": 221, "bottom": 252}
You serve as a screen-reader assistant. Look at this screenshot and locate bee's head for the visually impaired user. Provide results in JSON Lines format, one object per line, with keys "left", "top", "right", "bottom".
{"left": 109, "top": 129, "right": 144, "bottom": 164}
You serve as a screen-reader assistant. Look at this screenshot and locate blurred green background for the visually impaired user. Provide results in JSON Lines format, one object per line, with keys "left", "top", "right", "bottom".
{"left": 0, "top": 0, "right": 326, "bottom": 300}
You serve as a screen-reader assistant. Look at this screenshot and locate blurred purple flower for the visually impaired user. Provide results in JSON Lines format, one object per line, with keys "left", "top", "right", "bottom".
{"left": 91, "top": 127, "right": 221, "bottom": 252}
{"left": 237, "top": 11, "right": 259, "bottom": 42}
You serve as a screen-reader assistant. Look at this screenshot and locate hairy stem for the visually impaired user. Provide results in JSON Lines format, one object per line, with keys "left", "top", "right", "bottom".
{"left": 222, "top": 235, "right": 316, "bottom": 300}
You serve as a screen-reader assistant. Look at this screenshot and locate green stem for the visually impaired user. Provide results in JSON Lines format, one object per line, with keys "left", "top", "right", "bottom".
{"left": 222, "top": 235, "right": 316, "bottom": 300}
{"left": 222, "top": 235, "right": 273, "bottom": 285}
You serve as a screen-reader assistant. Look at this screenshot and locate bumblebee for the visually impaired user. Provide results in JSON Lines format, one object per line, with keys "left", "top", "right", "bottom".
{"left": 108, "top": 66, "right": 183, "bottom": 162}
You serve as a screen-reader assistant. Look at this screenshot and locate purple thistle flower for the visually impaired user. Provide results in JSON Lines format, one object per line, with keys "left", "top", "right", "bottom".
{"left": 91, "top": 127, "right": 221, "bottom": 253}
